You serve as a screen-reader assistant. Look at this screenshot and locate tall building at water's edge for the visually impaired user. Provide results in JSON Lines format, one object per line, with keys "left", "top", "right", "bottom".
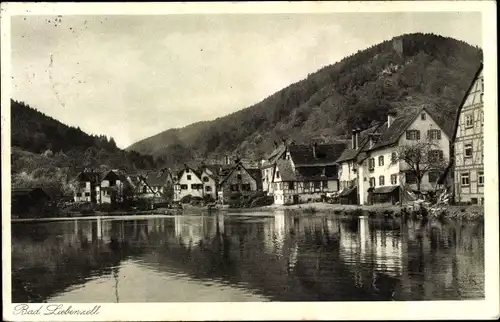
{"left": 452, "top": 64, "right": 484, "bottom": 205}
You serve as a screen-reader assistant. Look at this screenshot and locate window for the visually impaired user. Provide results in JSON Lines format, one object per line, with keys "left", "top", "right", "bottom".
{"left": 478, "top": 171, "right": 484, "bottom": 186}
{"left": 464, "top": 143, "right": 473, "bottom": 158}
{"left": 391, "top": 152, "right": 398, "bottom": 163}
{"left": 421, "top": 113, "right": 426, "bottom": 120}
{"left": 203, "top": 176, "right": 209, "bottom": 182}
{"left": 481, "top": 110, "right": 484, "bottom": 126}
{"left": 428, "top": 150, "right": 444, "bottom": 162}
{"left": 187, "top": 175, "right": 192, "bottom": 180}
{"left": 378, "top": 156, "right": 384, "bottom": 166}
{"left": 191, "top": 184, "right": 202, "bottom": 190}
{"left": 142, "top": 186, "right": 148, "bottom": 193}
{"left": 230, "top": 184, "right": 239, "bottom": 191}
{"left": 242, "top": 184, "right": 251, "bottom": 191}
{"left": 180, "top": 184, "right": 188, "bottom": 190}
{"left": 428, "top": 170, "right": 440, "bottom": 183}
{"left": 465, "top": 114, "right": 473, "bottom": 128}
{"left": 84, "top": 192, "right": 90, "bottom": 197}
{"left": 471, "top": 198, "right": 478, "bottom": 204}
{"left": 405, "top": 172, "right": 417, "bottom": 184}
{"left": 304, "top": 181, "right": 310, "bottom": 189}
{"left": 379, "top": 176, "right": 385, "bottom": 186}
{"left": 288, "top": 182, "right": 294, "bottom": 190}
{"left": 322, "top": 181, "right": 328, "bottom": 189}
{"left": 427, "top": 129, "right": 442, "bottom": 140}
{"left": 460, "top": 172, "right": 470, "bottom": 186}
{"left": 276, "top": 171, "right": 280, "bottom": 179}
{"left": 237, "top": 174, "right": 242, "bottom": 180}
{"left": 390, "top": 174, "right": 398, "bottom": 185}
{"left": 369, "top": 177, "right": 376, "bottom": 187}
{"left": 480, "top": 93, "right": 484, "bottom": 103}
{"left": 314, "top": 181, "right": 321, "bottom": 189}
{"left": 368, "top": 158, "right": 375, "bottom": 170}
{"left": 406, "top": 130, "right": 421, "bottom": 140}
{"left": 76, "top": 192, "right": 82, "bottom": 197}
{"left": 481, "top": 78, "right": 484, "bottom": 92}
{"left": 205, "top": 186, "right": 212, "bottom": 192}
{"left": 185, "top": 169, "right": 190, "bottom": 173}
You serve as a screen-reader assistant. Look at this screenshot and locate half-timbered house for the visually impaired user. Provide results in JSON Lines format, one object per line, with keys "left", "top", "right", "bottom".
{"left": 271, "top": 143, "right": 347, "bottom": 205}
{"left": 452, "top": 64, "right": 484, "bottom": 205}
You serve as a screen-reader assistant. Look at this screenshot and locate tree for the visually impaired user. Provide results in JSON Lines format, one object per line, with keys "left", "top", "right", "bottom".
{"left": 390, "top": 138, "right": 448, "bottom": 193}
{"left": 162, "top": 182, "right": 174, "bottom": 202}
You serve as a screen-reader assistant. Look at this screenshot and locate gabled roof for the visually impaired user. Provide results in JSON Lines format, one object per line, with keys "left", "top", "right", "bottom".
{"left": 263, "top": 143, "right": 287, "bottom": 165}
{"left": 12, "top": 187, "right": 50, "bottom": 199}
{"left": 76, "top": 171, "right": 101, "bottom": 184}
{"left": 275, "top": 159, "right": 296, "bottom": 181}
{"left": 274, "top": 158, "right": 339, "bottom": 182}
{"left": 288, "top": 143, "right": 347, "bottom": 166}
{"left": 177, "top": 166, "right": 202, "bottom": 182}
{"left": 452, "top": 63, "right": 484, "bottom": 142}
{"left": 219, "top": 161, "right": 259, "bottom": 185}
{"left": 145, "top": 170, "right": 172, "bottom": 187}
{"left": 363, "top": 106, "right": 450, "bottom": 152}
{"left": 335, "top": 124, "right": 382, "bottom": 163}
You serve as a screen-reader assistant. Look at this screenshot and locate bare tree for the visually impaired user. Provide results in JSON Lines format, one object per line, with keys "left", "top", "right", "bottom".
{"left": 390, "top": 138, "right": 448, "bottom": 193}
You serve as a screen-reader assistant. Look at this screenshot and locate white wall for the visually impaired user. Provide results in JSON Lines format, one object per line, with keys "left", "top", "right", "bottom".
{"left": 338, "top": 161, "right": 357, "bottom": 190}
{"left": 175, "top": 168, "right": 204, "bottom": 201}
{"left": 200, "top": 169, "right": 217, "bottom": 200}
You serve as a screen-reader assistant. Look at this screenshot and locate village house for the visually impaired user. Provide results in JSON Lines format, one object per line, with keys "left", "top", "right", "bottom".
{"left": 452, "top": 64, "right": 484, "bottom": 205}
{"left": 218, "top": 159, "right": 263, "bottom": 203}
{"left": 198, "top": 164, "right": 220, "bottom": 201}
{"left": 73, "top": 170, "right": 101, "bottom": 203}
{"left": 356, "top": 106, "right": 453, "bottom": 205}
{"left": 271, "top": 142, "right": 347, "bottom": 205}
{"left": 12, "top": 187, "right": 51, "bottom": 217}
{"left": 335, "top": 125, "right": 382, "bottom": 205}
{"left": 173, "top": 165, "right": 205, "bottom": 201}
{"left": 98, "top": 169, "right": 131, "bottom": 205}
{"left": 260, "top": 142, "right": 287, "bottom": 195}
{"left": 141, "top": 169, "right": 175, "bottom": 200}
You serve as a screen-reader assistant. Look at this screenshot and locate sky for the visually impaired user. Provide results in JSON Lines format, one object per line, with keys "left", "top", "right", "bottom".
{"left": 11, "top": 12, "right": 482, "bottom": 148}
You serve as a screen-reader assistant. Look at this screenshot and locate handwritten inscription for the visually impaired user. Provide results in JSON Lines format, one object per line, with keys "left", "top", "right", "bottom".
{"left": 13, "top": 304, "right": 101, "bottom": 316}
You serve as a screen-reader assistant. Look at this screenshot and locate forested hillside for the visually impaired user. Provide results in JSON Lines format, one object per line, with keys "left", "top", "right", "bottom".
{"left": 127, "top": 33, "right": 482, "bottom": 167}
{"left": 11, "top": 100, "right": 157, "bottom": 197}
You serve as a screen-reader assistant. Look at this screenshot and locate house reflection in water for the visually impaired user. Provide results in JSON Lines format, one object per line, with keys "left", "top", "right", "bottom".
{"left": 173, "top": 215, "right": 225, "bottom": 248}
{"left": 339, "top": 216, "right": 403, "bottom": 278}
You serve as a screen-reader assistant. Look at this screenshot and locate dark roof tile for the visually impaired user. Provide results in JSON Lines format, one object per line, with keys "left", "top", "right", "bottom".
{"left": 289, "top": 143, "right": 347, "bottom": 166}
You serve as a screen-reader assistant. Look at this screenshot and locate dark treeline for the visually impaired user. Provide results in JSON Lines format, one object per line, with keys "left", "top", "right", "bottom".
{"left": 128, "top": 33, "right": 482, "bottom": 167}
{"left": 11, "top": 99, "right": 159, "bottom": 198}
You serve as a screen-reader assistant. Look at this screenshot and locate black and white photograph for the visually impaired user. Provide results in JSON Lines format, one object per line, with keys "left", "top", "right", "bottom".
{"left": 1, "top": 1, "right": 498, "bottom": 321}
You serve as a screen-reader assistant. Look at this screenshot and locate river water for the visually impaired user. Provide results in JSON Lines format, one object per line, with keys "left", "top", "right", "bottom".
{"left": 11, "top": 211, "right": 484, "bottom": 302}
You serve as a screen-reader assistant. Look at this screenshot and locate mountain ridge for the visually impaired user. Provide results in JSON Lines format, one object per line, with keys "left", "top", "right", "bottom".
{"left": 126, "top": 33, "right": 481, "bottom": 167}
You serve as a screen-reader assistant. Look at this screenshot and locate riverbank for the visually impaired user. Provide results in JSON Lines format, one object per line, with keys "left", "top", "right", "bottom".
{"left": 225, "top": 202, "right": 484, "bottom": 221}
{"left": 11, "top": 202, "right": 483, "bottom": 223}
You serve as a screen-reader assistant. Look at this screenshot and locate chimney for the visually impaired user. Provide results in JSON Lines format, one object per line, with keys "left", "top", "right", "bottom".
{"left": 355, "top": 128, "right": 360, "bottom": 150}
{"left": 224, "top": 154, "right": 230, "bottom": 165}
{"left": 387, "top": 112, "right": 396, "bottom": 128}
{"left": 312, "top": 142, "right": 318, "bottom": 158}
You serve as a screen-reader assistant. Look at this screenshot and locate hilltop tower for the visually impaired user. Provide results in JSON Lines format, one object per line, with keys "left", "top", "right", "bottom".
{"left": 392, "top": 36, "right": 404, "bottom": 57}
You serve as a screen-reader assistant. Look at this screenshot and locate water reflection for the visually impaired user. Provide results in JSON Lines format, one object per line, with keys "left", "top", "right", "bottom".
{"left": 11, "top": 213, "right": 484, "bottom": 302}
